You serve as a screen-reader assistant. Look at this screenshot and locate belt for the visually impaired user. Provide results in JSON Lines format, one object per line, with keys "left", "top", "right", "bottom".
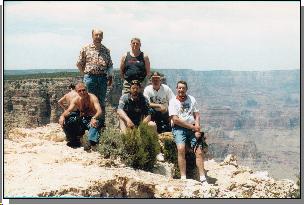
{"left": 85, "top": 73, "right": 107, "bottom": 77}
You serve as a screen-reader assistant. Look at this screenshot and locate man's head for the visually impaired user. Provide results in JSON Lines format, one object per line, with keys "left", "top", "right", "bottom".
{"left": 176, "top": 80, "right": 188, "bottom": 97}
{"left": 69, "top": 83, "right": 75, "bottom": 90}
{"left": 130, "top": 37, "right": 141, "bottom": 50}
{"left": 92, "top": 28, "right": 103, "bottom": 44}
{"left": 130, "top": 80, "right": 141, "bottom": 97}
{"left": 75, "top": 82, "right": 88, "bottom": 98}
{"left": 150, "top": 71, "right": 162, "bottom": 89}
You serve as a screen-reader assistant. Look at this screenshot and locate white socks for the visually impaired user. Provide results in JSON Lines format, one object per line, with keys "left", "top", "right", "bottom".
{"left": 181, "top": 175, "right": 207, "bottom": 183}
{"left": 200, "top": 175, "right": 207, "bottom": 182}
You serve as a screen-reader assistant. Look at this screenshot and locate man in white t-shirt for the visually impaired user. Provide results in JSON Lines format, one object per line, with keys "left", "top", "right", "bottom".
{"left": 143, "top": 72, "right": 175, "bottom": 133}
{"left": 168, "top": 80, "right": 207, "bottom": 184}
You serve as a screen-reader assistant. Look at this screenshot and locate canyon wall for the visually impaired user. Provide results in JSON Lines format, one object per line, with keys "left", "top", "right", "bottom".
{"left": 3, "top": 69, "right": 300, "bottom": 180}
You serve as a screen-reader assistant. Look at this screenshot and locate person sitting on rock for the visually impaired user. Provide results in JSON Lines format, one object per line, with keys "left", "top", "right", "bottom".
{"left": 58, "top": 83, "right": 79, "bottom": 111}
{"left": 143, "top": 71, "right": 175, "bottom": 133}
{"left": 58, "top": 82, "right": 103, "bottom": 151}
{"left": 168, "top": 80, "right": 207, "bottom": 184}
{"left": 117, "top": 80, "right": 156, "bottom": 133}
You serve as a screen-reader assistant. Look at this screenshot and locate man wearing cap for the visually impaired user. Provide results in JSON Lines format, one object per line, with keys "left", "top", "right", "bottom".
{"left": 143, "top": 72, "right": 175, "bottom": 133}
{"left": 117, "top": 80, "right": 156, "bottom": 133}
{"left": 76, "top": 28, "right": 113, "bottom": 128}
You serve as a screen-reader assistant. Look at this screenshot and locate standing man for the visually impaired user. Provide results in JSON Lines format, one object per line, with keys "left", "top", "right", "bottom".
{"left": 76, "top": 28, "right": 113, "bottom": 128}
{"left": 59, "top": 83, "right": 103, "bottom": 151}
{"left": 58, "top": 83, "right": 79, "bottom": 111}
{"left": 119, "top": 37, "right": 151, "bottom": 94}
{"left": 143, "top": 72, "right": 175, "bottom": 133}
{"left": 168, "top": 80, "right": 207, "bottom": 183}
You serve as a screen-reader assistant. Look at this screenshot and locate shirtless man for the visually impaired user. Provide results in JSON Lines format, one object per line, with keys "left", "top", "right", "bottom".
{"left": 59, "top": 83, "right": 103, "bottom": 151}
{"left": 58, "top": 84, "right": 79, "bottom": 110}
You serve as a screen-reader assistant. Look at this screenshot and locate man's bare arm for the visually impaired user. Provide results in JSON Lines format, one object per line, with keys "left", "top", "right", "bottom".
{"left": 171, "top": 115, "right": 199, "bottom": 131}
{"left": 76, "top": 49, "right": 86, "bottom": 75}
{"left": 91, "top": 94, "right": 102, "bottom": 119}
{"left": 142, "top": 115, "right": 151, "bottom": 123}
{"left": 119, "top": 55, "right": 126, "bottom": 79}
{"left": 144, "top": 55, "right": 151, "bottom": 78}
{"left": 117, "top": 109, "right": 132, "bottom": 123}
{"left": 193, "top": 112, "right": 200, "bottom": 129}
{"left": 59, "top": 98, "right": 78, "bottom": 127}
{"left": 58, "top": 95, "right": 67, "bottom": 110}
{"left": 149, "top": 102, "right": 166, "bottom": 112}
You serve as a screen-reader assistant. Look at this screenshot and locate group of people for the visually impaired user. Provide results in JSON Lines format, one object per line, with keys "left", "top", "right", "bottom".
{"left": 57, "top": 28, "right": 207, "bottom": 183}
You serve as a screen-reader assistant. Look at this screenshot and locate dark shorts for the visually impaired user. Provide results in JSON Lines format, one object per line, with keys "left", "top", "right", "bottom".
{"left": 150, "top": 109, "right": 171, "bottom": 133}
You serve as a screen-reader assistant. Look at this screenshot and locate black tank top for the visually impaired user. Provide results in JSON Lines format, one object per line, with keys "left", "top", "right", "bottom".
{"left": 124, "top": 51, "right": 146, "bottom": 82}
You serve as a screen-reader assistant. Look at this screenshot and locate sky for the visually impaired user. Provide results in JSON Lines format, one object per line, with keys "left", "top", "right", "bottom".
{"left": 3, "top": 1, "right": 300, "bottom": 71}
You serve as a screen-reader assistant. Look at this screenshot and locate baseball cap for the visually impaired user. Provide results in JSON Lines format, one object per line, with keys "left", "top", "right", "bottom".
{"left": 151, "top": 71, "right": 161, "bottom": 79}
{"left": 130, "top": 80, "right": 141, "bottom": 86}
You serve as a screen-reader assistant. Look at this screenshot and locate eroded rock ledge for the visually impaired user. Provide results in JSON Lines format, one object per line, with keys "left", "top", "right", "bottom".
{"left": 4, "top": 124, "right": 298, "bottom": 198}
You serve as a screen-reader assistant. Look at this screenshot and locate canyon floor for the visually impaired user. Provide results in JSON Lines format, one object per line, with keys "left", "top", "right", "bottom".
{"left": 4, "top": 124, "right": 298, "bottom": 198}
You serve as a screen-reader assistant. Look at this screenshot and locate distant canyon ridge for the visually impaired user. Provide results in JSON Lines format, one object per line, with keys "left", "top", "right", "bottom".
{"left": 3, "top": 69, "right": 300, "bottom": 180}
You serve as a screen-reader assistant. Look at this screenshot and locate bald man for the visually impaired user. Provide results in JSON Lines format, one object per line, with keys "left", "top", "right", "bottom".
{"left": 76, "top": 28, "right": 113, "bottom": 128}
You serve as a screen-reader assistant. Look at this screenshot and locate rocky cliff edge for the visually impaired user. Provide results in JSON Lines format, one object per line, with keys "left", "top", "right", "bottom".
{"left": 4, "top": 124, "right": 298, "bottom": 198}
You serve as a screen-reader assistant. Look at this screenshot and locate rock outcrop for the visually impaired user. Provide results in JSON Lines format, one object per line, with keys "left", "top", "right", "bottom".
{"left": 4, "top": 69, "right": 300, "bottom": 181}
{"left": 4, "top": 124, "right": 298, "bottom": 198}
{"left": 3, "top": 76, "right": 123, "bottom": 136}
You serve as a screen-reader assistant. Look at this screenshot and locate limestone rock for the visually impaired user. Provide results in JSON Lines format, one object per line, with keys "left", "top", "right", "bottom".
{"left": 4, "top": 124, "right": 298, "bottom": 198}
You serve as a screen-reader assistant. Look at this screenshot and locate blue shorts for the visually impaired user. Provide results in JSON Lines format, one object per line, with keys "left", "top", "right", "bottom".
{"left": 172, "top": 126, "right": 199, "bottom": 149}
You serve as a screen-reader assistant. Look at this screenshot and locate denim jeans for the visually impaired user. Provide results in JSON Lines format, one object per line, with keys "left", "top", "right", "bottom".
{"left": 63, "top": 111, "right": 102, "bottom": 144}
{"left": 83, "top": 74, "right": 107, "bottom": 125}
{"left": 172, "top": 125, "right": 198, "bottom": 149}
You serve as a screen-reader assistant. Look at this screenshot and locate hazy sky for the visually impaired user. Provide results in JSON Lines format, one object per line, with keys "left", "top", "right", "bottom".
{"left": 4, "top": 1, "right": 300, "bottom": 71}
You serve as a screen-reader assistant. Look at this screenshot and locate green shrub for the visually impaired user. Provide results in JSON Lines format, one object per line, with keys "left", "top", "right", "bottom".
{"left": 121, "top": 123, "right": 160, "bottom": 171}
{"left": 98, "top": 128, "right": 124, "bottom": 159}
{"left": 98, "top": 123, "right": 160, "bottom": 172}
{"left": 162, "top": 138, "right": 179, "bottom": 178}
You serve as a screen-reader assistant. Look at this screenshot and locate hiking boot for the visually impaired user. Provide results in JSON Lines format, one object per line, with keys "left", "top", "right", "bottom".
{"left": 84, "top": 143, "right": 91, "bottom": 152}
{"left": 84, "top": 140, "right": 98, "bottom": 152}
{"left": 91, "top": 145, "right": 98, "bottom": 152}
{"left": 67, "top": 141, "right": 81, "bottom": 149}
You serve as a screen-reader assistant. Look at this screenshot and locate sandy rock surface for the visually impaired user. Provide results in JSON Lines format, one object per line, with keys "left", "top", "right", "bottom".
{"left": 4, "top": 124, "right": 298, "bottom": 198}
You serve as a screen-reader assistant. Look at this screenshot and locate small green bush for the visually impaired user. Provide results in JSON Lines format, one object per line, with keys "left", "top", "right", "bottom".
{"left": 98, "top": 128, "right": 124, "bottom": 159}
{"left": 121, "top": 123, "right": 160, "bottom": 171}
{"left": 98, "top": 123, "right": 160, "bottom": 172}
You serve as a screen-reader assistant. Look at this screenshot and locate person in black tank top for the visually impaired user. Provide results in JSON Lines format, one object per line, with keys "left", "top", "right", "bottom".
{"left": 119, "top": 37, "right": 151, "bottom": 94}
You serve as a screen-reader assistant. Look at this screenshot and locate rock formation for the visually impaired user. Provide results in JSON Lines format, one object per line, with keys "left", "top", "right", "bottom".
{"left": 4, "top": 124, "right": 298, "bottom": 198}
{"left": 4, "top": 69, "right": 300, "bottom": 180}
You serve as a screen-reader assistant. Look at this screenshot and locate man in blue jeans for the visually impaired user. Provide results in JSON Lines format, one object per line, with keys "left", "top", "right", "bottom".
{"left": 76, "top": 28, "right": 113, "bottom": 127}
{"left": 59, "top": 83, "right": 103, "bottom": 152}
{"left": 168, "top": 80, "right": 207, "bottom": 184}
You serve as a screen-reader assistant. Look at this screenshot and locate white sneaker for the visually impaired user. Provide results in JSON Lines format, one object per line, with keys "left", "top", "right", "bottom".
{"left": 156, "top": 153, "right": 165, "bottom": 162}
{"left": 201, "top": 179, "right": 209, "bottom": 185}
